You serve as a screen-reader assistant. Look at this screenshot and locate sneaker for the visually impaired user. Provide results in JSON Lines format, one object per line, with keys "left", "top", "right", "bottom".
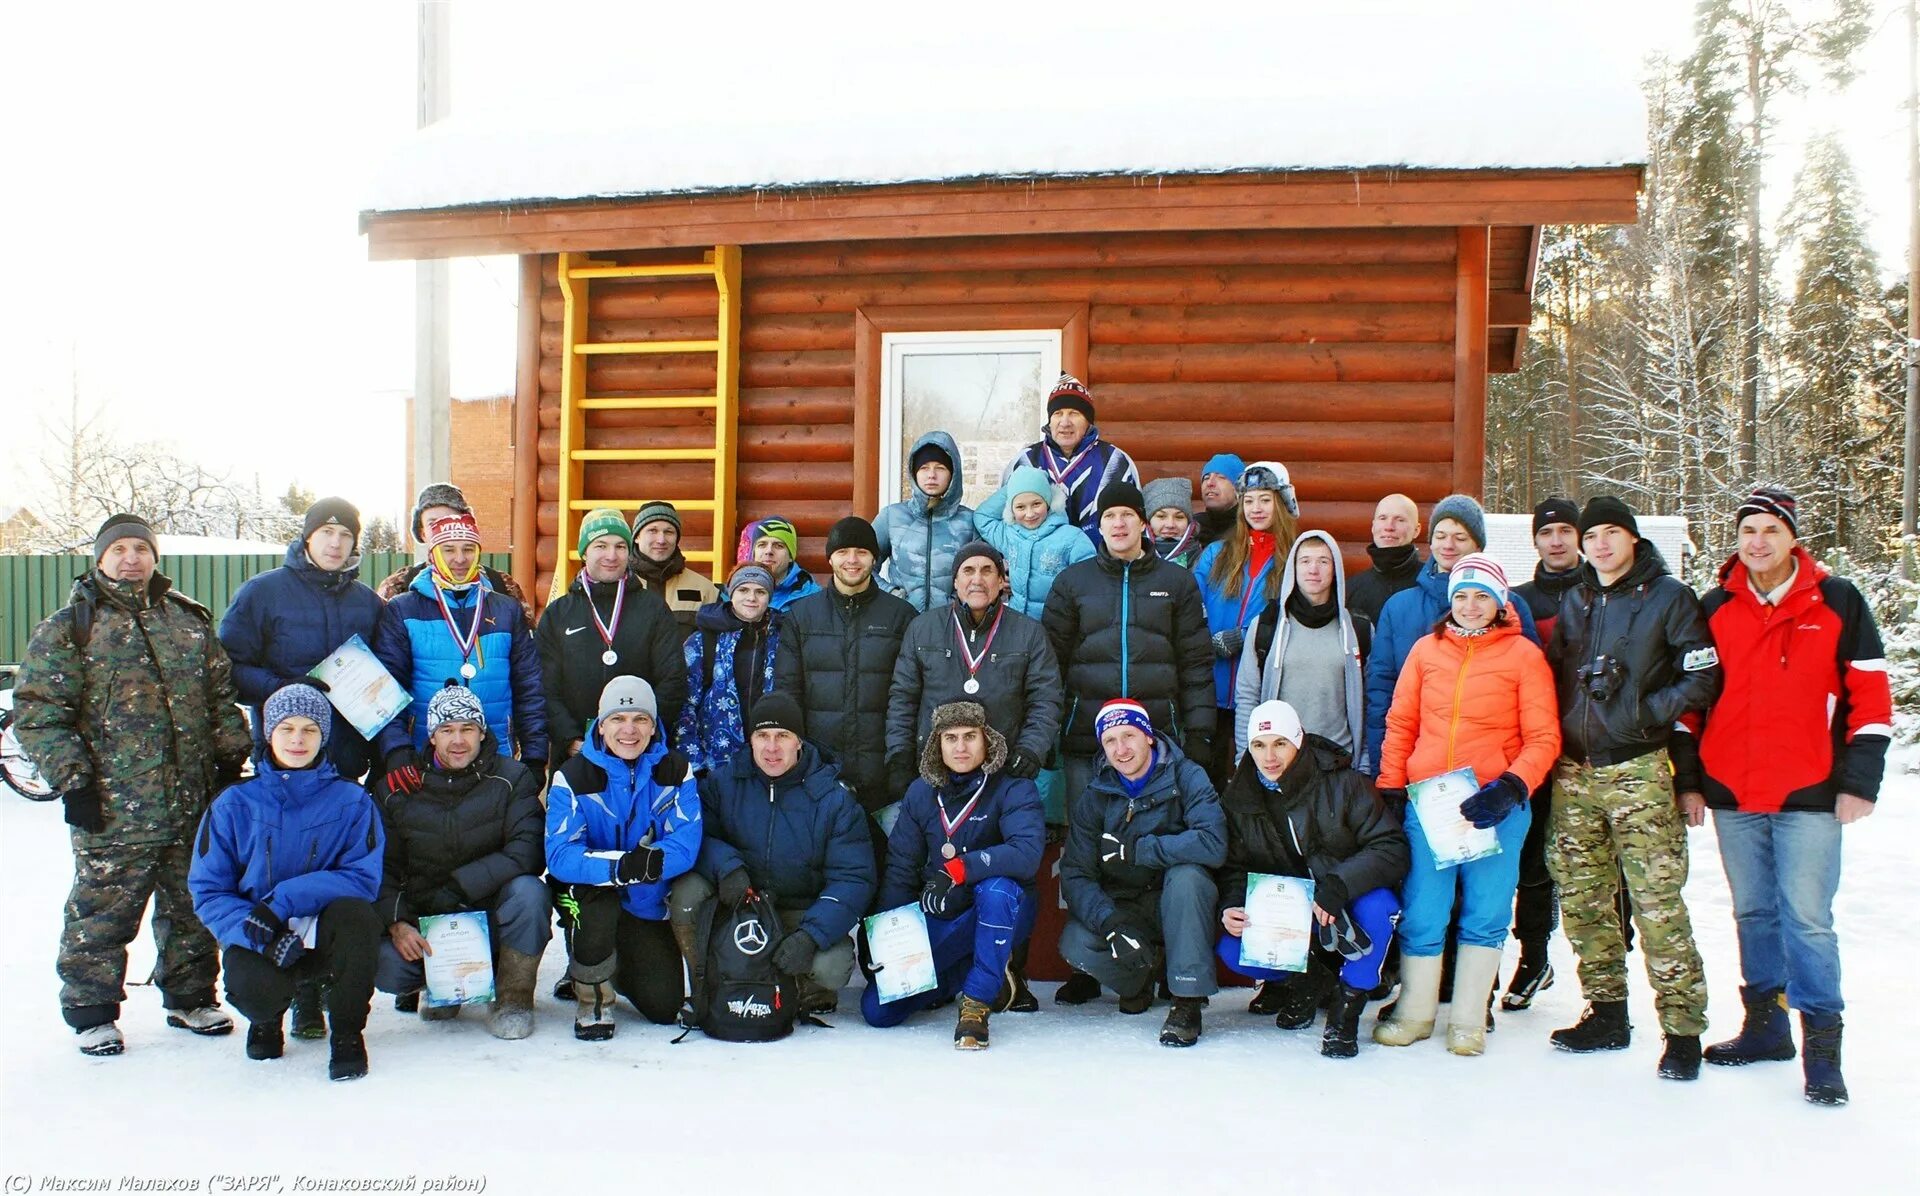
{"left": 165, "top": 1006, "right": 235, "bottom": 1036}
{"left": 1659, "top": 1033, "right": 1702, "bottom": 1081}
{"left": 327, "top": 1033, "right": 368, "bottom": 1082}
{"left": 954, "top": 995, "right": 991, "bottom": 1050}
{"left": 75, "top": 1023, "right": 124, "bottom": 1057}
{"left": 1159, "top": 996, "right": 1204, "bottom": 1047}
{"left": 1054, "top": 971, "right": 1101, "bottom": 1006}
{"left": 290, "top": 982, "right": 327, "bottom": 1040}
{"left": 1551, "top": 1000, "right": 1632, "bottom": 1053}
{"left": 245, "top": 1019, "right": 284, "bottom": 1061}
{"left": 1501, "top": 944, "right": 1555, "bottom": 1011}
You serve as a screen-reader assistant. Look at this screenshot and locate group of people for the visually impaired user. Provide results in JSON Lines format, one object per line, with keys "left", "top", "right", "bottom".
{"left": 12, "top": 374, "right": 1890, "bottom": 1107}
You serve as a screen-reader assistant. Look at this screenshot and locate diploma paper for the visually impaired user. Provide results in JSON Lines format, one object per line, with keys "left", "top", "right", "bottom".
{"left": 1410, "top": 767, "right": 1502, "bottom": 868}
{"left": 308, "top": 634, "right": 411, "bottom": 740}
{"left": 862, "top": 903, "right": 938, "bottom": 1004}
{"left": 420, "top": 911, "right": 496, "bottom": 1007}
{"left": 1239, "top": 873, "right": 1315, "bottom": 973}
{"left": 871, "top": 801, "right": 903, "bottom": 837}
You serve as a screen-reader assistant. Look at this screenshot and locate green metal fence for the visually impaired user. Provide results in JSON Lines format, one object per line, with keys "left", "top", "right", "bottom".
{"left": 0, "top": 552, "right": 512, "bottom": 667}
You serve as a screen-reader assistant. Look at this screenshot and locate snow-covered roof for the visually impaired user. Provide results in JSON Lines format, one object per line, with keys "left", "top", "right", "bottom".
{"left": 362, "top": 8, "right": 1648, "bottom": 216}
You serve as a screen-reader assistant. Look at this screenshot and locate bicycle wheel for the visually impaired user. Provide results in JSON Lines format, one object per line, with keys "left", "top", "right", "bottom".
{"left": 0, "top": 690, "right": 55, "bottom": 800}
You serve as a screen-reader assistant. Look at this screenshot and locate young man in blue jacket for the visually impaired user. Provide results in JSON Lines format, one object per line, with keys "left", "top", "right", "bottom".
{"left": 861, "top": 701, "right": 1045, "bottom": 1048}
{"left": 188, "top": 685, "right": 384, "bottom": 1081}
{"left": 546, "top": 677, "right": 701, "bottom": 1042}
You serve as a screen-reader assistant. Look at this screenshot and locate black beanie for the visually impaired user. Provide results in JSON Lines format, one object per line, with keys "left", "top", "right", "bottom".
{"left": 93, "top": 513, "right": 158, "bottom": 562}
{"left": 1578, "top": 495, "right": 1640, "bottom": 539}
{"left": 301, "top": 496, "right": 362, "bottom": 544}
{"left": 909, "top": 441, "right": 954, "bottom": 474}
{"left": 1532, "top": 497, "right": 1581, "bottom": 535}
{"left": 825, "top": 515, "right": 880, "bottom": 557}
{"left": 951, "top": 539, "right": 1006, "bottom": 580}
{"left": 749, "top": 692, "right": 805, "bottom": 737}
{"left": 1096, "top": 480, "right": 1147, "bottom": 521}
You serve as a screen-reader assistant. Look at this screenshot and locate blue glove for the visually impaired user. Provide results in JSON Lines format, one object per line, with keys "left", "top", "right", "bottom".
{"left": 242, "top": 902, "right": 284, "bottom": 952}
{"left": 266, "top": 928, "right": 308, "bottom": 969}
{"left": 1459, "top": 773, "right": 1528, "bottom": 829}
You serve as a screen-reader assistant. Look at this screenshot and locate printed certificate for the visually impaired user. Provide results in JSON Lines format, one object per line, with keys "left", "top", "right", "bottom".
{"left": 1411, "top": 767, "right": 1502, "bottom": 868}
{"left": 308, "top": 634, "right": 411, "bottom": 740}
{"left": 1239, "top": 872, "right": 1315, "bottom": 973}
{"left": 420, "top": 910, "right": 496, "bottom": 1007}
{"left": 862, "top": 903, "right": 938, "bottom": 1004}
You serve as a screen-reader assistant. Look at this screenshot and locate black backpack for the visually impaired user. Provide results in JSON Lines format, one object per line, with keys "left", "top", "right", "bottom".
{"left": 679, "top": 888, "right": 799, "bottom": 1043}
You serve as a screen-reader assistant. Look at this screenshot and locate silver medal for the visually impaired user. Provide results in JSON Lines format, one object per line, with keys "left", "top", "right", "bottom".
{"left": 963, "top": 677, "right": 980, "bottom": 694}
{"left": 940, "top": 842, "right": 957, "bottom": 860}
{"left": 459, "top": 662, "right": 477, "bottom": 680}
{"left": 602, "top": 649, "right": 618, "bottom": 666}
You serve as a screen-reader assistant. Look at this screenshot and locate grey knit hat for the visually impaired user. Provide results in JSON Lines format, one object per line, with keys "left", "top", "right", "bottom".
{"left": 918, "top": 701, "right": 1009, "bottom": 789}
{"left": 598, "top": 676, "right": 658, "bottom": 722}
{"left": 264, "top": 683, "right": 332, "bottom": 748}
{"left": 426, "top": 683, "right": 486, "bottom": 734}
{"left": 1142, "top": 477, "right": 1193, "bottom": 518}
{"left": 1430, "top": 493, "right": 1488, "bottom": 550}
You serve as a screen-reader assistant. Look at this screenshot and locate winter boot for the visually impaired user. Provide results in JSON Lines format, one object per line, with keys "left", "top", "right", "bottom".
{"left": 75, "top": 1023, "right": 124, "bottom": 1057}
{"left": 795, "top": 976, "right": 839, "bottom": 1015}
{"left": 996, "top": 941, "right": 1038, "bottom": 1013}
{"left": 420, "top": 1001, "right": 460, "bottom": 1022}
{"left": 954, "top": 995, "right": 991, "bottom": 1050}
{"left": 1704, "top": 985, "right": 1795, "bottom": 1066}
{"left": 1321, "top": 983, "right": 1369, "bottom": 1059}
{"left": 1117, "top": 982, "right": 1155, "bottom": 1015}
{"left": 552, "top": 976, "right": 576, "bottom": 1002}
{"left": 1054, "top": 971, "right": 1102, "bottom": 1006}
{"left": 290, "top": 981, "right": 327, "bottom": 1040}
{"left": 394, "top": 991, "right": 419, "bottom": 1014}
{"left": 327, "top": 1032, "right": 368, "bottom": 1082}
{"left": 1658, "top": 1034, "right": 1702, "bottom": 1081}
{"left": 1446, "top": 945, "right": 1503, "bottom": 1057}
{"left": 165, "top": 1005, "right": 235, "bottom": 1036}
{"left": 245, "top": 1018, "right": 283, "bottom": 1061}
{"left": 1374, "top": 953, "right": 1442, "bottom": 1047}
{"left": 1274, "top": 958, "right": 1338, "bottom": 1030}
{"left": 487, "top": 947, "right": 540, "bottom": 1041}
{"left": 1800, "top": 1013, "right": 1847, "bottom": 1106}
{"left": 1159, "top": 996, "right": 1204, "bottom": 1047}
{"left": 1501, "top": 938, "right": 1555, "bottom": 1011}
{"left": 1551, "top": 1000, "right": 1631, "bottom": 1053}
{"left": 573, "top": 977, "right": 618, "bottom": 1042}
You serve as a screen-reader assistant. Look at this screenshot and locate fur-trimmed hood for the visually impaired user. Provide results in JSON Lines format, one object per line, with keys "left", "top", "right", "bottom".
{"left": 917, "top": 700, "right": 1008, "bottom": 788}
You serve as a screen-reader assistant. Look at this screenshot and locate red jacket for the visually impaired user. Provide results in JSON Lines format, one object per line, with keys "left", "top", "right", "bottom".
{"left": 1677, "top": 547, "right": 1892, "bottom": 812}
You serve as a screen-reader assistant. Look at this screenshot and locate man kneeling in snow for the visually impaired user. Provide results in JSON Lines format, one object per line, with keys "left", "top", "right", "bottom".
{"left": 1058, "top": 699, "right": 1226, "bottom": 1047}
{"left": 373, "top": 684, "right": 549, "bottom": 1038}
{"left": 861, "top": 701, "right": 1045, "bottom": 1049}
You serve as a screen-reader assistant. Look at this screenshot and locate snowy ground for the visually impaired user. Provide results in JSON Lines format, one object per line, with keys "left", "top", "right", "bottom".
{"left": 4, "top": 760, "right": 1917, "bottom": 1193}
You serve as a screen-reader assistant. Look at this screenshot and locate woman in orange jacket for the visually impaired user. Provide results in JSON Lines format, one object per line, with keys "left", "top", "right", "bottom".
{"left": 1372, "top": 553, "right": 1560, "bottom": 1056}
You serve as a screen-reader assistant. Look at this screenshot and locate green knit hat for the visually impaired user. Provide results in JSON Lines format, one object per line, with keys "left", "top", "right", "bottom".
{"left": 578, "top": 507, "right": 632, "bottom": 556}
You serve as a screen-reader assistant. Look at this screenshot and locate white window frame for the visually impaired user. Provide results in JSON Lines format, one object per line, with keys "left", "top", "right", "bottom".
{"left": 877, "top": 328, "right": 1063, "bottom": 510}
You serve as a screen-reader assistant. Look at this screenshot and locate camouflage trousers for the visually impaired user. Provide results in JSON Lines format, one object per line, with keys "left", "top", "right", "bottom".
{"left": 1548, "top": 751, "right": 1709, "bottom": 1036}
{"left": 58, "top": 834, "right": 217, "bottom": 1027}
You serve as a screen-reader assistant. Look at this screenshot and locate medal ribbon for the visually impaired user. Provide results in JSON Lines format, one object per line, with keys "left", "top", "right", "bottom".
{"left": 433, "top": 582, "right": 486, "bottom": 671}
{"left": 1042, "top": 439, "right": 1097, "bottom": 492}
{"left": 951, "top": 603, "right": 1006, "bottom": 680}
{"left": 936, "top": 774, "right": 988, "bottom": 841}
{"left": 587, "top": 578, "right": 625, "bottom": 651}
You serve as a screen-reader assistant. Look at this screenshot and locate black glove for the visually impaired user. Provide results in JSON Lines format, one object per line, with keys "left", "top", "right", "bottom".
{"left": 242, "top": 901, "right": 285, "bottom": 952}
{"left": 383, "top": 747, "right": 424, "bottom": 795}
{"left": 61, "top": 784, "right": 104, "bottom": 833}
{"left": 1211, "top": 628, "right": 1245, "bottom": 659}
{"left": 651, "top": 748, "right": 690, "bottom": 786}
{"left": 1184, "top": 730, "right": 1212, "bottom": 766}
{"left": 1098, "top": 831, "right": 1134, "bottom": 867}
{"left": 1376, "top": 785, "right": 1409, "bottom": 817}
{"left": 616, "top": 843, "right": 666, "bottom": 886}
{"left": 1004, "top": 747, "right": 1043, "bottom": 780}
{"left": 266, "top": 928, "right": 307, "bottom": 969}
{"left": 854, "top": 924, "right": 883, "bottom": 977}
{"left": 1460, "top": 773, "right": 1528, "bottom": 829}
{"left": 772, "top": 931, "right": 817, "bottom": 976}
{"left": 886, "top": 751, "right": 917, "bottom": 796}
{"left": 716, "top": 868, "right": 752, "bottom": 907}
{"left": 1101, "top": 921, "right": 1150, "bottom": 969}
{"left": 920, "top": 871, "right": 961, "bottom": 918}
{"left": 1311, "top": 873, "right": 1350, "bottom": 916}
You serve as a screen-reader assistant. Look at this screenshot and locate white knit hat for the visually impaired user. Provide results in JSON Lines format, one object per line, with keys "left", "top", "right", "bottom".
{"left": 1246, "top": 700, "right": 1304, "bottom": 748}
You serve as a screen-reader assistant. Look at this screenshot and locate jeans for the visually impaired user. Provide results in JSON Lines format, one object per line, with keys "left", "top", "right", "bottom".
{"left": 1215, "top": 886, "right": 1400, "bottom": 990}
{"left": 1401, "top": 798, "right": 1530, "bottom": 956}
{"left": 1712, "top": 809, "right": 1844, "bottom": 1016}
{"left": 861, "top": 877, "right": 1036, "bottom": 1026}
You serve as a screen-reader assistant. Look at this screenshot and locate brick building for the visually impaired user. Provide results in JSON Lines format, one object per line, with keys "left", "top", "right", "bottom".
{"left": 404, "top": 394, "right": 515, "bottom": 551}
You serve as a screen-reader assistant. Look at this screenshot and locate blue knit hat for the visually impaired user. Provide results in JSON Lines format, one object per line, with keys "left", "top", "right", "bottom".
{"left": 264, "top": 683, "right": 332, "bottom": 748}
{"left": 1202, "top": 453, "right": 1246, "bottom": 483}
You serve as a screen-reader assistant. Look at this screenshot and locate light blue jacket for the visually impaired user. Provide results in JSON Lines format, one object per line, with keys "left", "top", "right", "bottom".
{"left": 877, "top": 430, "right": 977, "bottom": 612}
{"left": 971, "top": 481, "right": 1096, "bottom": 619}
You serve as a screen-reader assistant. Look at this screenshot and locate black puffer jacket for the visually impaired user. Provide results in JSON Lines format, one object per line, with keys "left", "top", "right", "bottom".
{"left": 1549, "top": 541, "right": 1722, "bottom": 767}
{"left": 536, "top": 574, "right": 689, "bottom": 749}
{"left": 773, "top": 582, "right": 915, "bottom": 809}
{"left": 1216, "top": 736, "right": 1408, "bottom": 911}
{"left": 1042, "top": 548, "right": 1214, "bottom": 756}
{"left": 371, "top": 739, "right": 545, "bottom": 926}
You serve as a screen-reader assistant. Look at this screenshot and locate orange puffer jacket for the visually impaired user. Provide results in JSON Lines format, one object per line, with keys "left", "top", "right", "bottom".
{"left": 1376, "top": 612, "right": 1561, "bottom": 791}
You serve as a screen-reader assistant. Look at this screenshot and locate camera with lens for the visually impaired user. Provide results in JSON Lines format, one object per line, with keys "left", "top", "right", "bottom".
{"left": 1576, "top": 655, "right": 1627, "bottom": 701}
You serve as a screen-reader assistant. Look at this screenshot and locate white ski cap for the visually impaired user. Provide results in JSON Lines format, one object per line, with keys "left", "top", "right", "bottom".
{"left": 1247, "top": 700, "right": 1304, "bottom": 748}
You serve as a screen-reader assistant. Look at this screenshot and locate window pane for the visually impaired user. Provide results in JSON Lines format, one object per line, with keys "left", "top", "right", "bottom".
{"left": 899, "top": 350, "right": 1045, "bottom": 507}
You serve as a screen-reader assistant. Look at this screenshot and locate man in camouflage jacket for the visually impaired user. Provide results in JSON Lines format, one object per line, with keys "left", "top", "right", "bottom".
{"left": 13, "top": 513, "right": 254, "bottom": 1054}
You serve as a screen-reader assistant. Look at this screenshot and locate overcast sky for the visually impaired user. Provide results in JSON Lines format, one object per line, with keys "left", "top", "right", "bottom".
{"left": 0, "top": 0, "right": 1909, "bottom": 533}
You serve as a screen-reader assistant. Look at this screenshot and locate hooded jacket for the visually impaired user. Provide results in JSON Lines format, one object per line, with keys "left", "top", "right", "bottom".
{"left": 774, "top": 580, "right": 916, "bottom": 809}
{"left": 536, "top": 572, "right": 689, "bottom": 748}
{"left": 546, "top": 725, "right": 702, "bottom": 920}
{"left": 768, "top": 564, "right": 821, "bottom": 612}
{"left": 219, "top": 541, "right": 385, "bottom": 778}
{"left": 876, "top": 430, "right": 978, "bottom": 613}
{"left": 1377, "top": 612, "right": 1561, "bottom": 793}
{"left": 1234, "top": 530, "right": 1371, "bottom": 763}
{"left": 674, "top": 599, "right": 781, "bottom": 774}
{"left": 188, "top": 758, "right": 384, "bottom": 950}
{"left": 373, "top": 736, "right": 544, "bottom": 925}
{"left": 1548, "top": 540, "right": 1721, "bottom": 768}
{"left": 887, "top": 599, "right": 1064, "bottom": 765}
{"left": 1001, "top": 427, "right": 1140, "bottom": 544}
{"left": 1216, "top": 737, "right": 1409, "bottom": 911}
{"left": 880, "top": 721, "right": 1046, "bottom": 910}
{"left": 695, "top": 744, "right": 876, "bottom": 948}
{"left": 970, "top": 478, "right": 1096, "bottom": 619}
{"left": 1060, "top": 735, "right": 1226, "bottom": 931}
{"left": 1345, "top": 543, "right": 1426, "bottom": 625}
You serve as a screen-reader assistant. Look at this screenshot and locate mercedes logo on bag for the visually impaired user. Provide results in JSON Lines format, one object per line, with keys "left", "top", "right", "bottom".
{"left": 732, "top": 917, "right": 769, "bottom": 955}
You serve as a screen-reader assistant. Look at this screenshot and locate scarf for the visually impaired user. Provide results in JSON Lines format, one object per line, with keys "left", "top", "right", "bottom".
{"left": 1366, "top": 542, "right": 1422, "bottom": 580}
{"left": 1286, "top": 588, "right": 1340, "bottom": 629}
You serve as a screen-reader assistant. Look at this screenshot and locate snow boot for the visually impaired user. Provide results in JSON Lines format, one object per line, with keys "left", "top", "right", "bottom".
{"left": 245, "top": 1018, "right": 283, "bottom": 1061}
{"left": 1246, "top": 981, "right": 1285, "bottom": 1015}
{"left": 795, "top": 976, "right": 839, "bottom": 1015}
{"left": 1321, "top": 983, "right": 1368, "bottom": 1059}
{"left": 1705, "top": 985, "right": 1795, "bottom": 1066}
{"left": 290, "top": 981, "right": 327, "bottom": 1040}
{"left": 1501, "top": 938, "right": 1555, "bottom": 1011}
{"left": 165, "top": 1005, "right": 234, "bottom": 1036}
{"left": 1159, "top": 996, "right": 1204, "bottom": 1047}
{"left": 1800, "top": 1013, "right": 1847, "bottom": 1106}
{"left": 1447, "top": 945, "right": 1502, "bottom": 1057}
{"left": 1054, "top": 971, "right": 1101, "bottom": 1006}
{"left": 996, "top": 941, "right": 1038, "bottom": 1013}
{"left": 1273, "top": 958, "right": 1338, "bottom": 1030}
{"left": 1373, "top": 952, "right": 1441, "bottom": 1047}
{"left": 1117, "top": 983, "right": 1155, "bottom": 1015}
{"left": 954, "top": 995, "right": 991, "bottom": 1050}
{"left": 1552, "top": 1000, "right": 1631, "bottom": 1053}
{"left": 488, "top": 946, "right": 540, "bottom": 1040}
{"left": 552, "top": 976, "right": 575, "bottom": 1002}
{"left": 327, "top": 1032, "right": 368, "bottom": 1082}
{"left": 1659, "top": 1033, "right": 1702, "bottom": 1081}
{"left": 75, "top": 1023, "right": 124, "bottom": 1057}
{"left": 393, "top": 991, "right": 419, "bottom": 1014}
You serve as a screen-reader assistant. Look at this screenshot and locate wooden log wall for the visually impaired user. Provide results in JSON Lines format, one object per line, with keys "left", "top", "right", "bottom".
{"left": 532, "top": 227, "right": 1472, "bottom": 598}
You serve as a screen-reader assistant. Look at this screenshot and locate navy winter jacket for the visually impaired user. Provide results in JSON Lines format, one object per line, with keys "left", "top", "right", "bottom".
{"left": 879, "top": 772, "right": 1046, "bottom": 911}
{"left": 546, "top": 726, "right": 702, "bottom": 921}
{"left": 373, "top": 570, "right": 548, "bottom": 764}
{"left": 188, "top": 759, "right": 384, "bottom": 951}
{"left": 695, "top": 744, "right": 876, "bottom": 948}
{"left": 218, "top": 542, "right": 385, "bottom": 778}
{"left": 1060, "top": 735, "right": 1226, "bottom": 932}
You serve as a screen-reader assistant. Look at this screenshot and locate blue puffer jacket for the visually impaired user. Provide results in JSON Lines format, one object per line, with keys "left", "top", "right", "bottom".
{"left": 880, "top": 771, "right": 1046, "bottom": 910}
{"left": 373, "top": 570, "right": 548, "bottom": 763}
{"left": 1060, "top": 735, "right": 1225, "bottom": 931}
{"left": 877, "top": 430, "right": 977, "bottom": 613}
{"left": 696, "top": 744, "right": 876, "bottom": 948}
{"left": 545, "top": 725, "right": 701, "bottom": 920}
{"left": 188, "top": 759, "right": 384, "bottom": 951}
{"left": 768, "top": 565, "right": 821, "bottom": 612}
{"left": 971, "top": 481, "right": 1095, "bottom": 619}
{"left": 218, "top": 542, "right": 385, "bottom": 778}
{"left": 1362, "top": 556, "right": 1540, "bottom": 775}
{"left": 1194, "top": 539, "right": 1278, "bottom": 708}
{"left": 675, "top": 601, "right": 781, "bottom": 774}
